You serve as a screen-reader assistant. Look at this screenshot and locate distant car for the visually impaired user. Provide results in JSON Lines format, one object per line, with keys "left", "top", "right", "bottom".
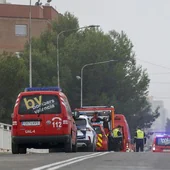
{"left": 92, "top": 123, "right": 108, "bottom": 151}
{"left": 152, "top": 134, "right": 170, "bottom": 152}
{"left": 75, "top": 115, "right": 97, "bottom": 152}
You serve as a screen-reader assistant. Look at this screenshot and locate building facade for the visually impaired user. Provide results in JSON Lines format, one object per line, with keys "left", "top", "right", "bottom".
{"left": 0, "top": 2, "right": 58, "bottom": 53}
{"left": 148, "top": 96, "right": 167, "bottom": 132}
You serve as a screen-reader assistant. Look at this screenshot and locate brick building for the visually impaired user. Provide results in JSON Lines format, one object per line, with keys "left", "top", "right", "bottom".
{"left": 0, "top": 2, "right": 59, "bottom": 53}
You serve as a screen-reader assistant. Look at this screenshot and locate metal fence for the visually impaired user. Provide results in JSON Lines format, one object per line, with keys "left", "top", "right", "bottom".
{"left": 0, "top": 122, "right": 11, "bottom": 152}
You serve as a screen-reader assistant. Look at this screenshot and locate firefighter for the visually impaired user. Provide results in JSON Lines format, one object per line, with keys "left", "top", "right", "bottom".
{"left": 91, "top": 112, "right": 103, "bottom": 123}
{"left": 112, "top": 125, "right": 123, "bottom": 151}
{"left": 103, "top": 116, "right": 111, "bottom": 135}
{"left": 91, "top": 112, "right": 111, "bottom": 134}
{"left": 134, "top": 127, "right": 146, "bottom": 152}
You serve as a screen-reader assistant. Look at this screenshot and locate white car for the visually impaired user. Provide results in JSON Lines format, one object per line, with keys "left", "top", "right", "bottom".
{"left": 75, "top": 115, "right": 97, "bottom": 152}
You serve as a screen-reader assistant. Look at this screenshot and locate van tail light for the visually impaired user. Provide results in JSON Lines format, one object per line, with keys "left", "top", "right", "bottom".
{"left": 152, "top": 144, "right": 156, "bottom": 151}
{"left": 88, "top": 136, "right": 91, "bottom": 141}
{"left": 12, "top": 119, "right": 18, "bottom": 135}
{"left": 12, "top": 121, "right": 17, "bottom": 126}
{"left": 126, "top": 143, "right": 129, "bottom": 148}
{"left": 62, "top": 117, "right": 69, "bottom": 127}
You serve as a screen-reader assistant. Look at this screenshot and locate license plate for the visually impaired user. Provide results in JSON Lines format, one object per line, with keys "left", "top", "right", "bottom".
{"left": 22, "top": 121, "right": 40, "bottom": 126}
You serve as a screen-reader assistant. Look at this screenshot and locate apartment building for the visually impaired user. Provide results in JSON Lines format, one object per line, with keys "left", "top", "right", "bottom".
{"left": 0, "top": 1, "right": 58, "bottom": 53}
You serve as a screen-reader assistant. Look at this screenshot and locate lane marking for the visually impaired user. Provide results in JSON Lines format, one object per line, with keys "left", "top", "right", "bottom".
{"left": 31, "top": 152, "right": 107, "bottom": 170}
{"left": 47, "top": 152, "right": 109, "bottom": 170}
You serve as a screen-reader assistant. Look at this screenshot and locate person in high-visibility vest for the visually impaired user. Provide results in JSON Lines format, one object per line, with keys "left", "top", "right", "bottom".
{"left": 134, "top": 127, "right": 146, "bottom": 152}
{"left": 112, "top": 125, "right": 122, "bottom": 151}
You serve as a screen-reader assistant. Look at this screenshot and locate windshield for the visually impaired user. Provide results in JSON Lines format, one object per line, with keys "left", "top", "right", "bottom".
{"left": 156, "top": 137, "right": 170, "bottom": 146}
{"left": 75, "top": 119, "right": 86, "bottom": 126}
{"left": 18, "top": 94, "right": 61, "bottom": 114}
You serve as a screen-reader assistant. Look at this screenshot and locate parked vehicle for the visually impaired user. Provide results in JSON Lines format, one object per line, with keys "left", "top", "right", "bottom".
{"left": 152, "top": 133, "right": 170, "bottom": 152}
{"left": 11, "top": 87, "right": 77, "bottom": 154}
{"left": 92, "top": 123, "right": 108, "bottom": 151}
{"left": 114, "top": 114, "right": 133, "bottom": 152}
{"left": 75, "top": 115, "right": 97, "bottom": 152}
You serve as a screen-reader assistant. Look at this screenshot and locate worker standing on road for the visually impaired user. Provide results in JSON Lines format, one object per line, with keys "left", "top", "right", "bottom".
{"left": 134, "top": 127, "right": 146, "bottom": 152}
{"left": 103, "top": 115, "right": 111, "bottom": 135}
{"left": 91, "top": 112, "right": 103, "bottom": 123}
{"left": 112, "top": 125, "right": 123, "bottom": 151}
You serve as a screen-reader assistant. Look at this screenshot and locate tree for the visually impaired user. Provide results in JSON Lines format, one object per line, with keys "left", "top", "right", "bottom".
{"left": 0, "top": 53, "right": 28, "bottom": 123}
{"left": 0, "top": 11, "right": 160, "bottom": 135}
{"left": 165, "top": 118, "right": 170, "bottom": 132}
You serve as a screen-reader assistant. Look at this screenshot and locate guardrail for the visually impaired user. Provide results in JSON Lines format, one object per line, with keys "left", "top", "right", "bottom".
{"left": 0, "top": 122, "right": 12, "bottom": 152}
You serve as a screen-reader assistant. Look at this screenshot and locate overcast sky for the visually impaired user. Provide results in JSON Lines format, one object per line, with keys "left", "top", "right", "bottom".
{"left": 8, "top": 0, "right": 170, "bottom": 115}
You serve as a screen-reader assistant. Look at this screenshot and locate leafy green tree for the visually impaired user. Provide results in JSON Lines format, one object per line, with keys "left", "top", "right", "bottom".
{"left": 0, "top": 11, "right": 160, "bottom": 136}
{"left": 0, "top": 53, "right": 28, "bottom": 123}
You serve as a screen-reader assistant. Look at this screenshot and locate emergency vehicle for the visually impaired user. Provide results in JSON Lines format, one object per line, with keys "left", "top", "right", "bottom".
{"left": 151, "top": 132, "right": 170, "bottom": 152}
{"left": 74, "top": 106, "right": 115, "bottom": 150}
{"left": 75, "top": 115, "right": 97, "bottom": 151}
{"left": 92, "top": 123, "right": 108, "bottom": 151}
{"left": 114, "top": 114, "right": 133, "bottom": 152}
{"left": 11, "top": 87, "right": 77, "bottom": 154}
{"left": 74, "top": 106, "right": 133, "bottom": 152}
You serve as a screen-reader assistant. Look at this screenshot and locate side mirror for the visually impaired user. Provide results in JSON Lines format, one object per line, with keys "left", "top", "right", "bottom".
{"left": 72, "top": 111, "right": 80, "bottom": 119}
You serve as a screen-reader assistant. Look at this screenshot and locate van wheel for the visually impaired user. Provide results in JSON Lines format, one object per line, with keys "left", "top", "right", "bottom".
{"left": 49, "top": 148, "right": 58, "bottom": 153}
{"left": 72, "top": 139, "right": 77, "bottom": 152}
{"left": 19, "top": 147, "right": 27, "bottom": 154}
{"left": 12, "top": 142, "right": 19, "bottom": 154}
{"left": 64, "top": 136, "right": 72, "bottom": 153}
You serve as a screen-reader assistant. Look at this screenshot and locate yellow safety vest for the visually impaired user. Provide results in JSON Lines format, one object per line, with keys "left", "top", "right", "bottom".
{"left": 113, "top": 128, "right": 120, "bottom": 137}
{"left": 136, "top": 129, "right": 144, "bottom": 139}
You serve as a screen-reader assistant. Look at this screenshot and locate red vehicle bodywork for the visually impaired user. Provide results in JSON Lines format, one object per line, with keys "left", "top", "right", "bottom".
{"left": 75, "top": 106, "right": 115, "bottom": 133}
{"left": 114, "top": 114, "right": 133, "bottom": 152}
{"left": 152, "top": 134, "right": 170, "bottom": 153}
{"left": 11, "top": 88, "right": 77, "bottom": 154}
{"left": 92, "top": 123, "right": 108, "bottom": 151}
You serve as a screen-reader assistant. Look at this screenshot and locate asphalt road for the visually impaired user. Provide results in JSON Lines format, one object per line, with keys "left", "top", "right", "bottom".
{"left": 0, "top": 151, "right": 170, "bottom": 170}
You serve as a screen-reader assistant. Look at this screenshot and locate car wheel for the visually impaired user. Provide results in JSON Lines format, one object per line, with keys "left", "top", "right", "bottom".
{"left": 64, "top": 136, "right": 72, "bottom": 153}
{"left": 87, "top": 143, "right": 95, "bottom": 152}
{"left": 49, "top": 148, "right": 58, "bottom": 153}
{"left": 12, "top": 142, "right": 19, "bottom": 154}
{"left": 19, "top": 147, "right": 27, "bottom": 154}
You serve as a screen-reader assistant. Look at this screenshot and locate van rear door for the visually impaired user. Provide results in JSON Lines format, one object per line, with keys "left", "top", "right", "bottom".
{"left": 17, "top": 94, "right": 46, "bottom": 136}
{"left": 42, "top": 94, "right": 63, "bottom": 135}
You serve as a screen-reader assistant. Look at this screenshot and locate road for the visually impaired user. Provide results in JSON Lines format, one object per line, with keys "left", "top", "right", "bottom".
{"left": 0, "top": 151, "right": 170, "bottom": 170}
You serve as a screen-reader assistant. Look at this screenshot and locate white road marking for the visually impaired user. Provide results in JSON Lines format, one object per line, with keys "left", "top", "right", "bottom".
{"left": 47, "top": 152, "right": 108, "bottom": 170}
{"left": 31, "top": 152, "right": 109, "bottom": 170}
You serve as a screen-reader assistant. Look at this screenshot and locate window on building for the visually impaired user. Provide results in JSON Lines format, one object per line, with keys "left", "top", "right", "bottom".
{"left": 15, "top": 25, "right": 27, "bottom": 36}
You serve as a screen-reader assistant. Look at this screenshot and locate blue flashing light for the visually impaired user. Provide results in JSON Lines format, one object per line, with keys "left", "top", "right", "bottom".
{"left": 24, "top": 86, "right": 62, "bottom": 92}
{"left": 79, "top": 112, "right": 87, "bottom": 115}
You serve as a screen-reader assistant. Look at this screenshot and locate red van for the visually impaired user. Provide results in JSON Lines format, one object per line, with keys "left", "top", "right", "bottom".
{"left": 11, "top": 87, "right": 77, "bottom": 154}
{"left": 114, "top": 114, "right": 133, "bottom": 152}
{"left": 152, "top": 134, "right": 170, "bottom": 152}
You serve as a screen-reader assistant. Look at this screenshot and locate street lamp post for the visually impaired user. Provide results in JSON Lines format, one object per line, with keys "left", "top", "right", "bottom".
{"left": 56, "top": 25, "right": 100, "bottom": 87}
{"left": 29, "top": 0, "right": 32, "bottom": 87}
{"left": 79, "top": 60, "right": 116, "bottom": 108}
{"left": 29, "top": 0, "right": 49, "bottom": 87}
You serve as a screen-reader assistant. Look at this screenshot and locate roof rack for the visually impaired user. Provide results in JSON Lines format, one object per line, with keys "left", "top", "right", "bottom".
{"left": 81, "top": 106, "right": 108, "bottom": 108}
{"left": 24, "top": 87, "right": 62, "bottom": 92}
